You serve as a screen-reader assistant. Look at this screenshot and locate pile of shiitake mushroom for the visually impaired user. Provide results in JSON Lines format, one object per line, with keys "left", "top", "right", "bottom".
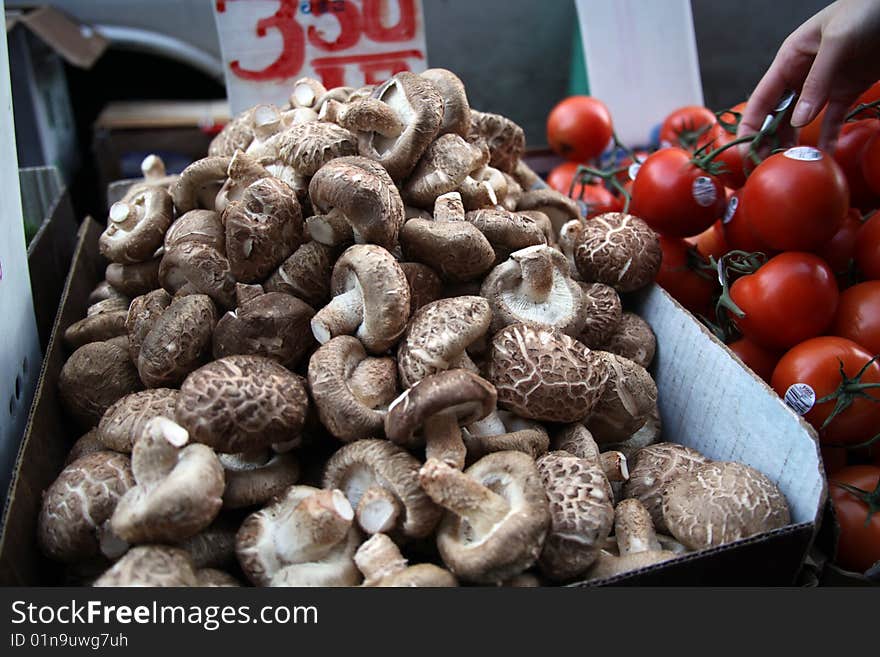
{"left": 41, "top": 70, "right": 792, "bottom": 587}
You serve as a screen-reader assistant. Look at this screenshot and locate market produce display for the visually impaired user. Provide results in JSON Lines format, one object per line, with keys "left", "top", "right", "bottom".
{"left": 37, "top": 71, "right": 798, "bottom": 587}
{"left": 546, "top": 85, "right": 880, "bottom": 576}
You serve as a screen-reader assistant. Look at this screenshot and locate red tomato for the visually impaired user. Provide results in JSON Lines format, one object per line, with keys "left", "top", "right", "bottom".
{"left": 547, "top": 96, "right": 614, "bottom": 162}
{"left": 862, "top": 131, "right": 880, "bottom": 195}
{"left": 629, "top": 148, "right": 726, "bottom": 237}
{"left": 711, "top": 129, "right": 750, "bottom": 190}
{"left": 741, "top": 146, "right": 849, "bottom": 251}
{"left": 828, "top": 465, "right": 880, "bottom": 572}
{"left": 687, "top": 220, "right": 729, "bottom": 260}
{"left": 659, "top": 106, "right": 718, "bottom": 150}
{"left": 830, "top": 281, "right": 880, "bottom": 355}
{"left": 730, "top": 252, "right": 838, "bottom": 350}
{"left": 833, "top": 119, "right": 880, "bottom": 211}
{"left": 547, "top": 161, "right": 588, "bottom": 196}
{"left": 771, "top": 337, "right": 880, "bottom": 446}
{"left": 655, "top": 236, "right": 718, "bottom": 316}
{"left": 576, "top": 183, "right": 624, "bottom": 219}
{"left": 821, "top": 446, "right": 849, "bottom": 474}
{"left": 815, "top": 208, "right": 863, "bottom": 280}
{"left": 727, "top": 337, "right": 782, "bottom": 383}
{"left": 856, "top": 212, "right": 880, "bottom": 280}
{"left": 720, "top": 190, "right": 776, "bottom": 254}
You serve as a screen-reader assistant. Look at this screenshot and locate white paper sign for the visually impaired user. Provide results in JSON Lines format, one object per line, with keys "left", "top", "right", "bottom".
{"left": 0, "top": 0, "right": 42, "bottom": 501}
{"left": 213, "top": 0, "right": 429, "bottom": 114}
{"left": 575, "top": 0, "right": 704, "bottom": 147}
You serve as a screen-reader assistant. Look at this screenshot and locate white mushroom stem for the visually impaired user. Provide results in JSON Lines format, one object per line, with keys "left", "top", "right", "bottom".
{"left": 108, "top": 201, "right": 139, "bottom": 229}
{"left": 356, "top": 487, "right": 402, "bottom": 535}
{"left": 419, "top": 459, "right": 510, "bottom": 536}
{"left": 354, "top": 533, "right": 408, "bottom": 585}
{"left": 600, "top": 451, "right": 629, "bottom": 483}
{"left": 433, "top": 191, "right": 465, "bottom": 221}
{"left": 516, "top": 249, "right": 556, "bottom": 302}
{"left": 311, "top": 288, "right": 364, "bottom": 344}
{"left": 615, "top": 499, "right": 662, "bottom": 555}
{"left": 252, "top": 104, "right": 281, "bottom": 140}
{"left": 141, "top": 154, "right": 166, "bottom": 181}
{"left": 274, "top": 490, "right": 354, "bottom": 564}
{"left": 306, "top": 210, "right": 354, "bottom": 246}
{"left": 423, "top": 413, "right": 468, "bottom": 470}
{"left": 291, "top": 78, "right": 327, "bottom": 109}
{"left": 131, "top": 417, "right": 189, "bottom": 486}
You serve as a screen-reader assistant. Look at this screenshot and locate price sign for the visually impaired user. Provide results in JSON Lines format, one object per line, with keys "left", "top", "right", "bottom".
{"left": 213, "top": 0, "right": 429, "bottom": 114}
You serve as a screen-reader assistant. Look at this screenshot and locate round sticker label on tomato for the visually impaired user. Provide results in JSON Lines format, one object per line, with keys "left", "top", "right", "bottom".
{"left": 784, "top": 146, "right": 823, "bottom": 162}
{"left": 783, "top": 383, "right": 816, "bottom": 415}
{"left": 692, "top": 176, "right": 717, "bottom": 207}
{"left": 723, "top": 195, "right": 739, "bottom": 224}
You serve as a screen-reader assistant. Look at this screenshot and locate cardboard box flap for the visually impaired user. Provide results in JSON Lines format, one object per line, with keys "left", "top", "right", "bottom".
{"left": 17, "top": 6, "right": 108, "bottom": 69}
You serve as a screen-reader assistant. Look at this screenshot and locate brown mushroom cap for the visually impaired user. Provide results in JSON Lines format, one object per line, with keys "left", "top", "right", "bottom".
{"left": 481, "top": 244, "right": 587, "bottom": 337}
{"left": 197, "top": 568, "right": 242, "bottom": 587}
{"left": 355, "top": 533, "right": 456, "bottom": 587}
{"left": 213, "top": 292, "right": 315, "bottom": 369}
{"left": 99, "top": 186, "right": 173, "bottom": 264}
{"left": 574, "top": 213, "right": 662, "bottom": 292}
{"left": 403, "top": 133, "right": 482, "bottom": 207}
{"left": 309, "top": 158, "right": 405, "bottom": 250}
{"left": 267, "top": 120, "right": 358, "bottom": 176}
{"left": 125, "top": 288, "right": 172, "bottom": 363}
{"left": 209, "top": 107, "right": 257, "bottom": 157}
{"left": 468, "top": 110, "right": 525, "bottom": 174}
{"left": 550, "top": 423, "right": 630, "bottom": 485}
{"left": 358, "top": 72, "right": 443, "bottom": 181}
{"left": 536, "top": 450, "right": 615, "bottom": 581}
{"left": 599, "top": 311, "right": 657, "bottom": 368}
{"left": 110, "top": 417, "right": 224, "bottom": 544}
{"left": 88, "top": 280, "right": 129, "bottom": 306}
{"left": 308, "top": 337, "right": 398, "bottom": 443}
{"left": 577, "top": 282, "right": 623, "bottom": 347}
{"left": 93, "top": 545, "right": 198, "bottom": 587}
{"left": 97, "top": 388, "right": 179, "bottom": 452}
{"left": 397, "top": 296, "right": 492, "bottom": 387}
{"left": 586, "top": 352, "right": 658, "bottom": 444}
{"left": 487, "top": 323, "right": 608, "bottom": 423}
{"left": 64, "top": 302, "right": 129, "bottom": 349}
{"left": 622, "top": 442, "right": 711, "bottom": 533}
{"left": 400, "top": 217, "right": 495, "bottom": 283}
{"left": 513, "top": 159, "right": 542, "bottom": 191}
{"left": 159, "top": 240, "right": 236, "bottom": 309}
{"left": 323, "top": 439, "right": 441, "bottom": 539}
{"left": 607, "top": 403, "right": 663, "bottom": 461}
{"left": 420, "top": 68, "right": 471, "bottom": 138}
{"left": 420, "top": 452, "right": 550, "bottom": 584}
{"left": 465, "top": 208, "right": 547, "bottom": 264}
{"left": 385, "top": 369, "right": 497, "bottom": 469}
{"left": 38, "top": 452, "right": 135, "bottom": 563}
{"left": 311, "top": 244, "right": 410, "bottom": 354}
{"left": 265, "top": 240, "right": 338, "bottom": 309}
{"left": 220, "top": 450, "right": 300, "bottom": 509}
{"left": 662, "top": 461, "right": 791, "bottom": 550}
{"left": 176, "top": 355, "right": 308, "bottom": 453}
{"left": 516, "top": 188, "right": 581, "bottom": 235}
{"left": 235, "top": 485, "right": 359, "bottom": 586}
{"left": 171, "top": 155, "right": 231, "bottom": 214}
{"left": 399, "top": 262, "right": 443, "bottom": 314}
{"left": 222, "top": 176, "right": 304, "bottom": 283}
{"left": 320, "top": 97, "right": 404, "bottom": 137}
{"left": 59, "top": 341, "right": 143, "bottom": 429}
{"left": 165, "top": 209, "right": 225, "bottom": 251}
{"left": 178, "top": 518, "right": 238, "bottom": 568}
{"left": 137, "top": 294, "right": 217, "bottom": 388}
{"left": 65, "top": 430, "right": 109, "bottom": 465}
{"left": 105, "top": 259, "right": 161, "bottom": 298}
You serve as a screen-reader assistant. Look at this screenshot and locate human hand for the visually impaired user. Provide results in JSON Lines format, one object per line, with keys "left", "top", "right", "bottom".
{"left": 738, "top": 0, "right": 880, "bottom": 153}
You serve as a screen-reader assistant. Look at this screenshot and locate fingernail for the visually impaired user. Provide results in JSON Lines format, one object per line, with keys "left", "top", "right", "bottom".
{"left": 791, "top": 100, "right": 813, "bottom": 127}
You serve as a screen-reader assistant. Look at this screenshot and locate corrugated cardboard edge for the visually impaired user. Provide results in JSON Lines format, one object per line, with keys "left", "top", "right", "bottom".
{"left": 0, "top": 218, "right": 103, "bottom": 586}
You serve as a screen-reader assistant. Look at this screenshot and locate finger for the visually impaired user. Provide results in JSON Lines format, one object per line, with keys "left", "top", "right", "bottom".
{"left": 791, "top": 42, "right": 843, "bottom": 127}
{"left": 817, "top": 98, "right": 854, "bottom": 153}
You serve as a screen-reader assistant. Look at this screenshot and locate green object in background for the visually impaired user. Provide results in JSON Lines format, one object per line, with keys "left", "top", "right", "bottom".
{"left": 568, "top": 21, "right": 589, "bottom": 97}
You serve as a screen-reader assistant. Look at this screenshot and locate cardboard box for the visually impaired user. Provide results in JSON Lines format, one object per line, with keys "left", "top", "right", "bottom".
{"left": 0, "top": 217, "right": 827, "bottom": 586}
